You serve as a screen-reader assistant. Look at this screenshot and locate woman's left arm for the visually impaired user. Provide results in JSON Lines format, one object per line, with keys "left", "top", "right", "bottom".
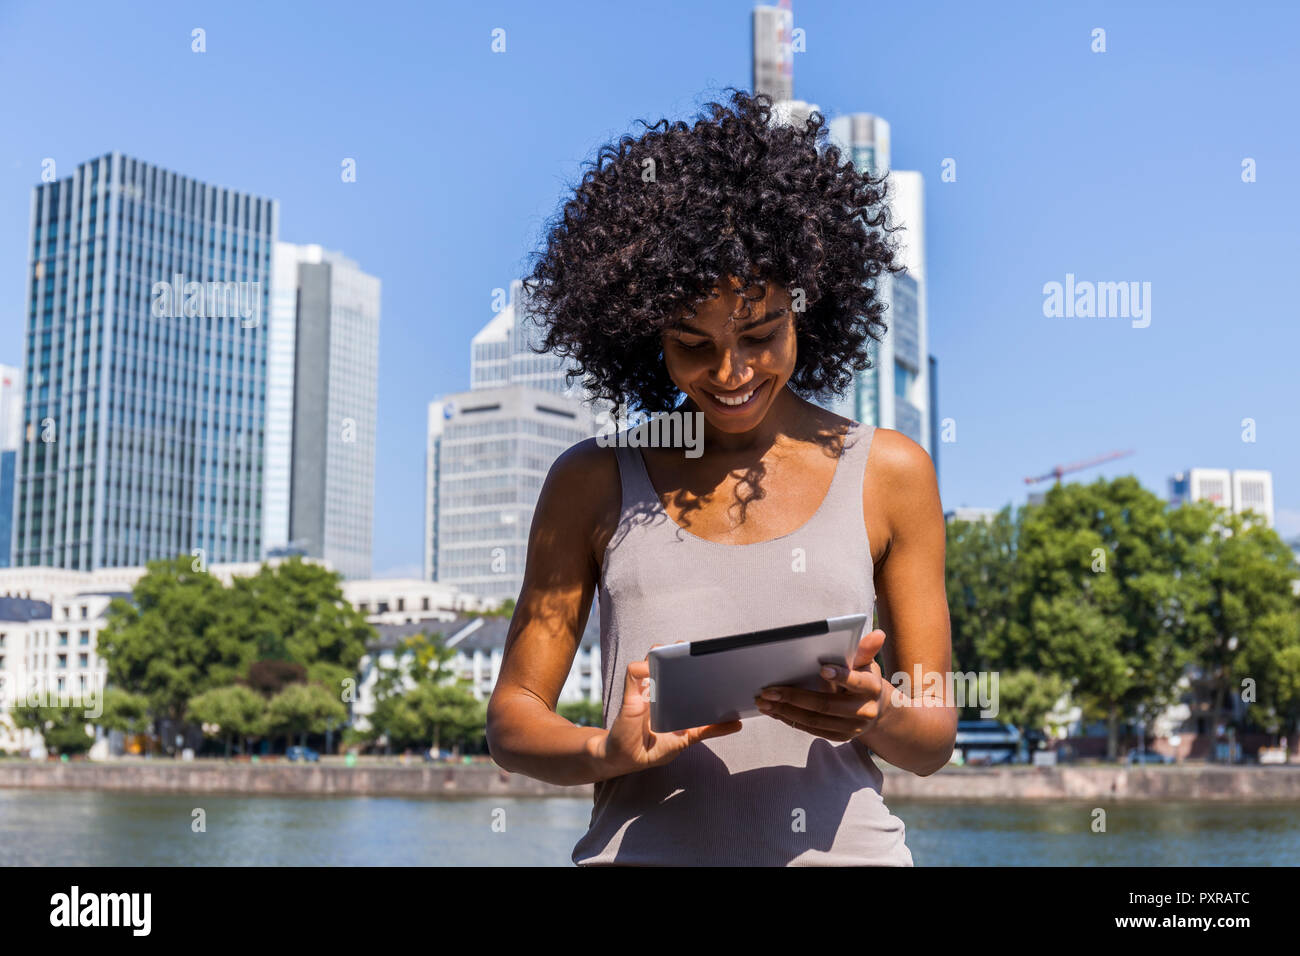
{"left": 860, "top": 430, "right": 957, "bottom": 775}
{"left": 753, "top": 430, "right": 957, "bottom": 774}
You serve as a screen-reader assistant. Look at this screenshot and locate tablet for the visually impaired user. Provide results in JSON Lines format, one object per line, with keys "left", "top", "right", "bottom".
{"left": 646, "top": 613, "right": 869, "bottom": 733}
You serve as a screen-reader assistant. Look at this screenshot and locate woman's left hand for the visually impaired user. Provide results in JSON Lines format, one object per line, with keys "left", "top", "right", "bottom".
{"left": 754, "top": 627, "right": 902, "bottom": 742}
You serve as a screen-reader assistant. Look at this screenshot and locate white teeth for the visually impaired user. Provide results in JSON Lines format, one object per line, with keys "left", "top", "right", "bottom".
{"left": 712, "top": 386, "right": 756, "bottom": 406}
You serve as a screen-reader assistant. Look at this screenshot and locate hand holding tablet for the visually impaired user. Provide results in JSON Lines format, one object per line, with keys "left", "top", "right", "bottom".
{"left": 597, "top": 651, "right": 743, "bottom": 778}
{"left": 646, "top": 614, "right": 870, "bottom": 733}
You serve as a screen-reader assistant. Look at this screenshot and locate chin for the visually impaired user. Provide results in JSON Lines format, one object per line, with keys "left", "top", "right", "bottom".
{"left": 691, "top": 377, "right": 781, "bottom": 429}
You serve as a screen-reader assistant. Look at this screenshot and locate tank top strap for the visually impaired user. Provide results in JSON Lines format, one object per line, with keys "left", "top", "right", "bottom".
{"left": 613, "top": 436, "right": 659, "bottom": 517}
{"left": 813, "top": 421, "right": 875, "bottom": 527}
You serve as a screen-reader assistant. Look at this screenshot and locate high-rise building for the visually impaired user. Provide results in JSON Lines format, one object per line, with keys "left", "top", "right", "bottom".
{"left": 751, "top": 4, "right": 939, "bottom": 456}
{"left": 272, "top": 243, "right": 381, "bottom": 580}
{"left": 814, "top": 114, "right": 933, "bottom": 453}
{"left": 1169, "top": 468, "right": 1275, "bottom": 528}
{"left": 425, "top": 385, "right": 597, "bottom": 600}
{"left": 0, "top": 366, "right": 23, "bottom": 451}
{"left": 0, "top": 365, "right": 22, "bottom": 567}
{"left": 471, "top": 279, "right": 585, "bottom": 399}
{"left": 15, "top": 153, "right": 275, "bottom": 569}
{"left": 427, "top": 282, "right": 606, "bottom": 592}
{"left": 752, "top": 1, "right": 794, "bottom": 103}
{"left": 928, "top": 353, "right": 940, "bottom": 484}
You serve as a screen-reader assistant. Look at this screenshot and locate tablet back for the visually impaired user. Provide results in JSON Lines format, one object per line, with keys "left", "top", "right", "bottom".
{"left": 647, "top": 614, "right": 867, "bottom": 733}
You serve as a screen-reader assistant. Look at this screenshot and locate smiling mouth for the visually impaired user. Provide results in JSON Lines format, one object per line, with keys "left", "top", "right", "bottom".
{"left": 702, "top": 379, "right": 769, "bottom": 411}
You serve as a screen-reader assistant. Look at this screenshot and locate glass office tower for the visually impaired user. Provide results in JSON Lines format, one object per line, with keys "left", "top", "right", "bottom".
{"left": 15, "top": 153, "right": 276, "bottom": 569}
{"left": 282, "top": 244, "right": 381, "bottom": 580}
{"left": 824, "top": 116, "right": 932, "bottom": 454}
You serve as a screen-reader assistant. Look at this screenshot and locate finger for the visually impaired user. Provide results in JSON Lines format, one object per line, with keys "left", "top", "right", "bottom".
{"left": 852, "top": 628, "right": 887, "bottom": 670}
{"left": 760, "top": 684, "right": 874, "bottom": 716}
{"left": 686, "top": 720, "right": 743, "bottom": 743}
{"left": 759, "top": 699, "right": 867, "bottom": 734}
{"left": 815, "top": 664, "right": 883, "bottom": 696}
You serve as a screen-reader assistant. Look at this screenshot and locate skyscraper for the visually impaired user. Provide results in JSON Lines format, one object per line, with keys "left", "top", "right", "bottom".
{"left": 426, "top": 281, "right": 602, "bottom": 595}
{"left": 426, "top": 386, "right": 597, "bottom": 599}
{"left": 470, "top": 278, "right": 585, "bottom": 399}
{"left": 15, "top": 153, "right": 275, "bottom": 569}
{"left": 275, "top": 243, "right": 381, "bottom": 580}
{"left": 750, "top": 5, "right": 939, "bottom": 457}
{"left": 824, "top": 116, "right": 934, "bottom": 454}
{"left": 0, "top": 365, "right": 22, "bottom": 567}
{"left": 752, "top": 1, "right": 795, "bottom": 103}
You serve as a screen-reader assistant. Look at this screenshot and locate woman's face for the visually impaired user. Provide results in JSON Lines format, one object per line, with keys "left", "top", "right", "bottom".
{"left": 661, "top": 277, "right": 797, "bottom": 433}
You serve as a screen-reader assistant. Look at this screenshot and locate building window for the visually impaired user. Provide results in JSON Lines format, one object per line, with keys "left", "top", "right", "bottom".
{"left": 397, "top": 598, "right": 405, "bottom": 612}
{"left": 79, "top": 631, "right": 89, "bottom": 645}
{"left": 377, "top": 602, "right": 389, "bottom": 613}
{"left": 58, "top": 653, "right": 67, "bottom": 668}
{"left": 422, "top": 597, "right": 430, "bottom": 611}
{"left": 78, "top": 654, "right": 88, "bottom": 668}
{"left": 58, "top": 631, "right": 68, "bottom": 646}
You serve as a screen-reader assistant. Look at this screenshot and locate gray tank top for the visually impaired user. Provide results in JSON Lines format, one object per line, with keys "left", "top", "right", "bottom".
{"left": 572, "top": 419, "right": 914, "bottom": 866}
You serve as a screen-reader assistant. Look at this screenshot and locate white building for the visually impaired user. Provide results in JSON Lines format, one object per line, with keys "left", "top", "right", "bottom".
{"left": 265, "top": 242, "right": 381, "bottom": 579}
{"left": 0, "top": 558, "right": 491, "bottom": 753}
{"left": 339, "top": 577, "right": 497, "bottom": 625}
{"left": 351, "top": 613, "right": 600, "bottom": 736}
{"left": 1169, "top": 468, "right": 1274, "bottom": 528}
{"left": 0, "top": 592, "right": 115, "bottom": 754}
{"left": 425, "top": 385, "right": 598, "bottom": 599}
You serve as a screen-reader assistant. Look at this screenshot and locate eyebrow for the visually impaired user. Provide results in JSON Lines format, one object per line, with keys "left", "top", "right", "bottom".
{"left": 674, "top": 307, "right": 789, "bottom": 337}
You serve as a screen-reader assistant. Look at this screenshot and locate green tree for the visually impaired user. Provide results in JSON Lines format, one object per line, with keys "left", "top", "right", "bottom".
{"left": 266, "top": 683, "right": 348, "bottom": 751}
{"left": 217, "top": 557, "right": 373, "bottom": 690}
{"left": 945, "top": 506, "right": 1019, "bottom": 673}
{"left": 95, "top": 688, "right": 152, "bottom": 743}
{"left": 96, "top": 556, "right": 256, "bottom": 729}
{"left": 409, "top": 682, "right": 486, "bottom": 753}
{"left": 993, "top": 668, "right": 1070, "bottom": 741}
{"left": 358, "top": 630, "right": 485, "bottom": 753}
{"left": 188, "top": 685, "right": 269, "bottom": 756}
{"left": 12, "top": 705, "right": 94, "bottom": 755}
{"left": 1171, "top": 503, "right": 1300, "bottom": 753}
{"left": 559, "top": 699, "right": 604, "bottom": 728}
{"left": 1012, "top": 477, "right": 1190, "bottom": 759}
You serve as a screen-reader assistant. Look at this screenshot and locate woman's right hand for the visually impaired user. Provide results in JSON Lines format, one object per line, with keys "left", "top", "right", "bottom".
{"left": 598, "top": 645, "right": 743, "bottom": 777}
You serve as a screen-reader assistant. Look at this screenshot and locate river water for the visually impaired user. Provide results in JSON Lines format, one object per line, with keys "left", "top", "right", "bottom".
{"left": 1, "top": 791, "right": 1295, "bottom": 865}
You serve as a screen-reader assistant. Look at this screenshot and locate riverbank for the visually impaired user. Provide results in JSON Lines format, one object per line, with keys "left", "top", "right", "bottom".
{"left": 2, "top": 759, "right": 1300, "bottom": 800}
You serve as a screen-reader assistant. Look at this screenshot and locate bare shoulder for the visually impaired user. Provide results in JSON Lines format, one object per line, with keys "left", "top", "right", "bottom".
{"left": 863, "top": 427, "right": 942, "bottom": 558}
{"left": 865, "top": 426, "right": 936, "bottom": 489}
{"left": 536, "top": 436, "right": 623, "bottom": 574}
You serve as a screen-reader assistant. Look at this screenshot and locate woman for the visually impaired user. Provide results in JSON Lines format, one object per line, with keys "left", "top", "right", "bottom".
{"left": 486, "top": 89, "right": 955, "bottom": 865}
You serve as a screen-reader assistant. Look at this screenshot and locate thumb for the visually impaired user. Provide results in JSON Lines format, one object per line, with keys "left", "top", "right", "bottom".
{"left": 623, "top": 659, "right": 651, "bottom": 705}
{"left": 852, "top": 627, "right": 887, "bottom": 670}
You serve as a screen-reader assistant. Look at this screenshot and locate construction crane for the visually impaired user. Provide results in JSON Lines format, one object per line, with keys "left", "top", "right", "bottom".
{"left": 1024, "top": 449, "right": 1135, "bottom": 486}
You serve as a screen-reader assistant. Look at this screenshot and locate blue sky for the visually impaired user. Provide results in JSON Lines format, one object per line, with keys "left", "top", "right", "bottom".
{"left": 1, "top": 0, "right": 1296, "bottom": 576}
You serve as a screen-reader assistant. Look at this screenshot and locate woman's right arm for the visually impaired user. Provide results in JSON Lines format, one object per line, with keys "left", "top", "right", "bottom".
{"left": 486, "top": 437, "right": 741, "bottom": 786}
{"left": 485, "top": 438, "right": 623, "bottom": 786}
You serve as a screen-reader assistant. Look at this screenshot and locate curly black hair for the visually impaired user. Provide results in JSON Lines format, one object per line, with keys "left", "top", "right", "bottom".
{"left": 520, "top": 87, "right": 907, "bottom": 415}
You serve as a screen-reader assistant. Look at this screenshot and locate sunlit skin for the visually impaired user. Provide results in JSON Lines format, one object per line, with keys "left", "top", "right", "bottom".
{"left": 485, "top": 274, "right": 955, "bottom": 785}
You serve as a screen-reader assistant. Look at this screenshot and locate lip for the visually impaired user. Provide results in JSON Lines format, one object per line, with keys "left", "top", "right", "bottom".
{"left": 700, "top": 378, "right": 770, "bottom": 415}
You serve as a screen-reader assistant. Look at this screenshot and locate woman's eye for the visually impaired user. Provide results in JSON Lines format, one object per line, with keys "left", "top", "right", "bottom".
{"left": 745, "top": 329, "right": 780, "bottom": 345}
{"left": 676, "top": 339, "right": 709, "bottom": 350}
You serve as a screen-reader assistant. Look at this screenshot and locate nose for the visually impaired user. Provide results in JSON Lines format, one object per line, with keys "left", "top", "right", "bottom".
{"left": 710, "top": 345, "right": 754, "bottom": 390}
